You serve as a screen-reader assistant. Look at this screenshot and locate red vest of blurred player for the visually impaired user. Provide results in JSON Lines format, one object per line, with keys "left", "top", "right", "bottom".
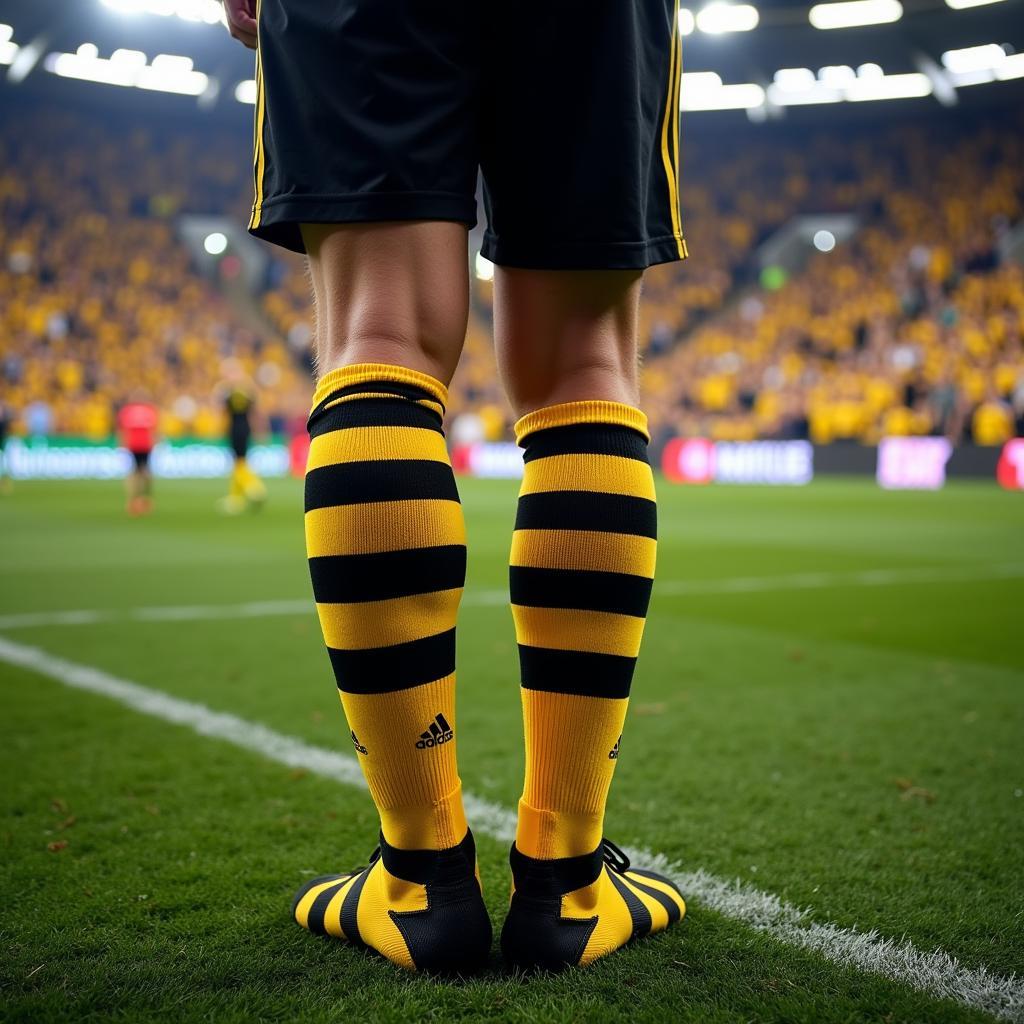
{"left": 118, "top": 403, "right": 158, "bottom": 454}
{"left": 287, "top": 412, "right": 309, "bottom": 478}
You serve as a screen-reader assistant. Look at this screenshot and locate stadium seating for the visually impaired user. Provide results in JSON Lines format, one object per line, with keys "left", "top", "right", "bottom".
{"left": 0, "top": 109, "right": 305, "bottom": 440}
{"left": 1, "top": 106, "right": 1021, "bottom": 444}
{"left": 641, "top": 120, "right": 1024, "bottom": 445}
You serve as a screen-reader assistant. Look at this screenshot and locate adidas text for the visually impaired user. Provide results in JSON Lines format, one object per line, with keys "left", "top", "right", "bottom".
{"left": 416, "top": 713, "right": 454, "bottom": 749}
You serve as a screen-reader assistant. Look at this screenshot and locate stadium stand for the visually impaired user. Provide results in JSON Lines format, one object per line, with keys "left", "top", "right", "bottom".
{"left": 1, "top": 104, "right": 1021, "bottom": 445}
{"left": 642, "top": 118, "right": 1024, "bottom": 446}
{"left": 0, "top": 108, "right": 305, "bottom": 440}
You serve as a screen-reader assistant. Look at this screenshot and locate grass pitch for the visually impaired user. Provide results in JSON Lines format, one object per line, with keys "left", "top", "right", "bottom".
{"left": 1, "top": 476, "right": 1022, "bottom": 1023}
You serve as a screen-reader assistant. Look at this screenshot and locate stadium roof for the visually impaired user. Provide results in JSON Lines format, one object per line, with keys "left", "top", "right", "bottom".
{"left": 1, "top": 0, "right": 1021, "bottom": 121}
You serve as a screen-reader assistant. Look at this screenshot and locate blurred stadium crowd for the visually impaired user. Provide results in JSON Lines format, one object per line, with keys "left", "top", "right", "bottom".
{"left": 1, "top": 103, "right": 1022, "bottom": 446}
{"left": 640, "top": 121, "right": 1024, "bottom": 447}
{"left": 0, "top": 110, "right": 305, "bottom": 440}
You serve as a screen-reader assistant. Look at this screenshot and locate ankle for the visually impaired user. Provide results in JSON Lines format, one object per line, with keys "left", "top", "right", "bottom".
{"left": 515, "top": 799, "right": 603, "bottom": 860}
{"left": 378, "top": 784, "right": 468, "bottom": 852}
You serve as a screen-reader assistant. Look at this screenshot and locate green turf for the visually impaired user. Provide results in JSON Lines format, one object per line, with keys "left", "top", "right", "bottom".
{"left": 1, "top": 476, "right": 1022, "bottom": 1022}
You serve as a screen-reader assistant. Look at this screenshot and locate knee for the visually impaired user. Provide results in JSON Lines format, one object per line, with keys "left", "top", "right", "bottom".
{"left": 318, "top": 316, "right": 458, "bottom": 385}
{"left": 305, "top": 222, "right": 470, "bottom": 385}
{"left": 494, "top": 267, "right": 643, "bottom": 415}
{"left": 503, "top": 347, "right": 639, "bottom": 417}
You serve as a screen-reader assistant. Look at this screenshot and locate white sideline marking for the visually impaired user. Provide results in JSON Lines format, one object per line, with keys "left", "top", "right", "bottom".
{"left": 655, "top": 561, "right": 1024, "bottom": 596}
{"left": 0, "top": 600, "right": 313, "bottom": 631}
{"left": 0, "top": 563, "right": 1022, "bottom": 631}
{"left": 0, "top": 635, "right": 1021, "bottom": 1022}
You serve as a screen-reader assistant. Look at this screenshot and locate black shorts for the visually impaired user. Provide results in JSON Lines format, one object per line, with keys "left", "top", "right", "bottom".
{"left": 131, "top": 449, "right": 151, "bottom": 471}
{"left": 248, "top": 0, "right": 686, "bottom": 270}
{"left": 230, "top": 429, "right": 251, "bottom": 460}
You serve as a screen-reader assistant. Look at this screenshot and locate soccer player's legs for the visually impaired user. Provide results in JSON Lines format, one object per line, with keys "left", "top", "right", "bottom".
{"left": 135, "top": 451, "right": 152, "bottom": 491}
{"left": 127, "top": 450, "right": 153, "bottom": 516}
{"left": 230, "top": 433, "right": 265, "bottom": 507}
{"left": 237, "top": 459, "right": 266, "bottom": 506}
{"left": 245, "top": 0, "right": 486, "bottom": 970}
{"left": 493, "top": 269, "right": 684, "bottom": 970}
{"left": 290, "top": 221, "right": 489, "bottom": 972}
{"left": 0, "top": 410, "right": 11, "bottom": 494}
{"left": 482, "top": 0, "right": 687, "bottom": 970}
{"left": 138, "top": 451, "right": 152, "bottom": 497}
{"left": 219, "top": 451, "right": 247, "bottom": 515}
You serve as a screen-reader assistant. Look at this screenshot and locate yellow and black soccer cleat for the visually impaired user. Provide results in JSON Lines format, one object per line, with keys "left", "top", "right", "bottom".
{"left": 501, "top": 838, "right": 685, "bottom": 971}
{"left": 292, "top": 829, "right": 491, "bottom": 973}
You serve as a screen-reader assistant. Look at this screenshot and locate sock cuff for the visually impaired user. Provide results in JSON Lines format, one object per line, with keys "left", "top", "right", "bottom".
{"left": 514, "top": 401, "right": 649, "bottom": 446}
{"left": 515, "top": 799, "right": 604, "bottom": 860}
{"left": 312, "top": 363, "right": 449, "bottom": 412}
{"left": 378, "top": 783, "right": 468, "bottom": 852}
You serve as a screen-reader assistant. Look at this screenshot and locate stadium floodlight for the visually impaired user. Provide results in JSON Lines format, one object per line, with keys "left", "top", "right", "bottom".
{"left": 204, "top": 232, "right": 228, "bottom": 256}
{"left": 99, "top": 0, "right": 224, "bottom": 26}
{"left": 0, "top": 23, "right": 17, "bottom": 65}
{"left": 813, "top": 229, "right": 837, "bottom": 252}
{"left": 943, "top": 48, "right": 1023, "bottom": 86}
{"left": 774, "top": 67, "right": 817, "bottom": 90}
{"left": 997, "top": 52, "right": 1024, "bottom": 79}
{"left": 678, "top": 8, "right": 696, "bottom": 35}
{"left": 768, "top": 82, "right": 843, "bottom": 105}
{"left": 45, "top": 45, "right": 209, "bottom": 96}
{"left": 47, "top": 45, "right": 137, "bottom": 87}
{"left": 809, "top": 0, "right": 902, "bottom": 29}
{"left": 695, "top": 3, "right": 760, "bottom": 34}
{"left": 234, "top": 79, "right": 257, "bottom": 104}
{"left": 846, "top": 71, "right": 931, "bottom": 100}
{"left": 136, "top": 53, "right": 208, "bottom": 95}
{"left": 768, "top": 67, "right": 841, "bottom": 105}
{"left": 946, "top": 67, "right": 996, "bottom": 86}
{"left": 945, "top": 0, "right": 1006, "bottom": 8}
{"left": 768, "top": 62, "right": 940, "bottom": 105}
{"left": 941, "top": 43, "right": 1005, "bottom": 74}
{"left": 704, "top": 85, "right": 766, "bottom": 110}
{"left": 681, "top": 72, "right": 765, "bottom": 109}
{"left": 683, "top": 71, "right": 724, "bottom": 89}
{"left": 819, "top": 64, "right": 857, "bottom": 86}
{"left": 474, "top": 252, "right": 495, "bottom": 282}
{"left": 110, "top": 48, "right": 147, "bottom": 68}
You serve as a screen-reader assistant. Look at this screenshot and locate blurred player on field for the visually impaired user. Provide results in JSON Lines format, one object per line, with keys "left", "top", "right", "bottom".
{"left": 0, "top": 399, "right": 12, "bottom": 495}
{"left": 218, "top": 370, "right": 267, "bottom": 514}
{"left": 116, "top": 392, "right": 159, "bottom": 516}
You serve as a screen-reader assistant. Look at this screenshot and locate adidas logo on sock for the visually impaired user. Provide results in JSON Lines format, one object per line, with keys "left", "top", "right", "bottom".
{"left": 415, "top": 713, "right": 453, "bottom": 749}
{"left": 350, "top": 730, "right": 368, "bottom": 755}
{"left": 608, "top": 735, "right": 621, "bottom": 760}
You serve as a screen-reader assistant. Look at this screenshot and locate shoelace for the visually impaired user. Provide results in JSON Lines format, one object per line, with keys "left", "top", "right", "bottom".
{"left": 600, "top": 838, "right": 631, "bottom": 875}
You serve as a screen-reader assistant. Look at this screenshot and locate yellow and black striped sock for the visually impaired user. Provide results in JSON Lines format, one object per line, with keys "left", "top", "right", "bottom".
{"left": 296, "top": 362, "right": 491, "bottom": 971}
{"left": 510, "top": 400, "right": 657, "bottom": 860}
{"left": 502, "top": 401, "right": 684, "bottom": 971}
{"left": 304, "top": 363, "right": 468, "bottom": 852}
